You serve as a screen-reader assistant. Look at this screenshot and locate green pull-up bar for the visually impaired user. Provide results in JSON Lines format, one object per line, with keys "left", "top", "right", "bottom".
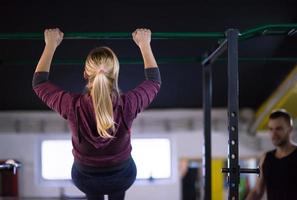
{"left": 0, "top": 24, "right": 296, "bottom": 40}
{"left": 0, "top": 32, "right": 224, "bottom": 40}
{"left": 240, "top": 24, "right": 297, "bottom": 39}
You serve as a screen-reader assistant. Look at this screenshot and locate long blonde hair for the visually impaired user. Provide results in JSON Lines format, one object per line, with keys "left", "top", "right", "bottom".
{"left": 84, "top": 47, "right": 120, "bottom": 138}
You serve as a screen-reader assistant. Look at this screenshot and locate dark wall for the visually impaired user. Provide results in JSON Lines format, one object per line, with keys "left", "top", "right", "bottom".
{"left": 0, "top": 0, "right": 296, "bottom": 110}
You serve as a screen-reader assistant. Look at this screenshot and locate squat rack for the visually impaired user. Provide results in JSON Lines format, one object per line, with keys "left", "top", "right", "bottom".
{"left": 1, "top": 24, "right": 297, "bottom": 200}
{"left": 201, "top": 24, "right": 296, "bottom": 200}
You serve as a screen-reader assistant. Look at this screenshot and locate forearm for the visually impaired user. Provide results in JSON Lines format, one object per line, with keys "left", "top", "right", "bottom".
{"left": 139, "top": 44, "right": 158, "bottom": 69}
{"left": 35, "top": 45, "right": 56, "bottom": 72}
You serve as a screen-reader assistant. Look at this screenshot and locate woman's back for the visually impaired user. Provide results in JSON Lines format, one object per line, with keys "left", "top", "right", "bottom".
{"left": 33, "top": 27, "right": 161, "bottom": 200}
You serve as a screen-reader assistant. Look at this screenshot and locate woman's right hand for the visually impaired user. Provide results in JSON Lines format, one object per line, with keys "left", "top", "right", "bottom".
{"left": 132, "top": 28, "right": 151, "bottom": 49}
{"left": 44, "top": 28, "right": 64, "bottom": 49}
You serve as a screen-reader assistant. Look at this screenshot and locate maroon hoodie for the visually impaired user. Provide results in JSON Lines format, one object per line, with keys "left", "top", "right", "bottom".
{"left": 33, "top": 68, "right": 161, "bottom": 167}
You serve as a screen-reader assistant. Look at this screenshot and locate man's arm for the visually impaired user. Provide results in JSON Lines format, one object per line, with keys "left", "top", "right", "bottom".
{"left": 246, "top": 154, "right": 266, "bottom": 200}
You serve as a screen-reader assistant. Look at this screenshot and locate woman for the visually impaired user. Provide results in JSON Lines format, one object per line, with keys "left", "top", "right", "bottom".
{"left": 32, "top": 28, "right": 161, "bottom": 200}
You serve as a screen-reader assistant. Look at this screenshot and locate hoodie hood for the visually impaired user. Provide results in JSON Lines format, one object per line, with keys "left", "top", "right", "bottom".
{"left": 77, "top": 93, "right": 121, "bottom": 149}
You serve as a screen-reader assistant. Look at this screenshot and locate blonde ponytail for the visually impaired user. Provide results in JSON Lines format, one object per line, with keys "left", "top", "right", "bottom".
{"left": 91, "top": 73, "right": 115, "bottom": 138}
{"left": 84, "top": 47, "right": 120, "bottom": 139}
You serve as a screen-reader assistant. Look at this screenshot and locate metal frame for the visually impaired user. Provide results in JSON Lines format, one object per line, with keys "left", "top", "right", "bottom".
{"left": 202, "top": 60, "right": 212, "bottom": 200}
{"left": 201, "top": 29, "right": 260, "bottom": 200}
{"left": 226, "top": 29, "right": 240, "bottom": 200}
{"left": 201, "top": 35, "right": 228, "bottom": 200}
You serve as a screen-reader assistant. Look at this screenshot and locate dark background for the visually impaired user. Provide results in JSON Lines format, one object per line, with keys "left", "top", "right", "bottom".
{"left": 0, "top": 0, "right": 296, "bottom": 110}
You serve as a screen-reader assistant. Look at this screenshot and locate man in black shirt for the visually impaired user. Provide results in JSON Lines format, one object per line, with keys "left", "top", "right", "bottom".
{"left": 246, "top": 109, "right": 297, "bottom": 200}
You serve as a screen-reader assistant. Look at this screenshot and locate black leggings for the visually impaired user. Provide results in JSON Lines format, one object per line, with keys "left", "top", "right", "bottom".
{"left": 71, "top": 158, "right": 137, "bottom": 200}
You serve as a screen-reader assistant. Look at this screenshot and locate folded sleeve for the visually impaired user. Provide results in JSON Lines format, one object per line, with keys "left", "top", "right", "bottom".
{"left": 144, "top": 67, "right": 161, "bottom": 82}
{"left": 32, "top": 72, "right": 49, "bottom": 87}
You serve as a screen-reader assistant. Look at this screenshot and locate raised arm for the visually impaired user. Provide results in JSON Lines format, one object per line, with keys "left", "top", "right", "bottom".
{"left": 132, "top": 28, "right": 157, "bottom": 69}
{"left": 33, "top": 28, "right": 72, "bottom": 119}
{"left": 35, "top": 28, "right": 64, "bottom": 72}
{"left": 246, "top": 154, "right": 266, "bottom": 200}
{"left": 122, "top": 28, "right": 161, "bottom": 122}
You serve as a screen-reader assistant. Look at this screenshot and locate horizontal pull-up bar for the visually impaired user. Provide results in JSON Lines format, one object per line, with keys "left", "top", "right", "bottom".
{"left": 0, "top": 32, "right": 224, "bottom": 40}
{"left": 0, "top": 24, "right": 296, "bottom": 40}
{"left": 1, "top": 57, "right": 297, "bottom": 66}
